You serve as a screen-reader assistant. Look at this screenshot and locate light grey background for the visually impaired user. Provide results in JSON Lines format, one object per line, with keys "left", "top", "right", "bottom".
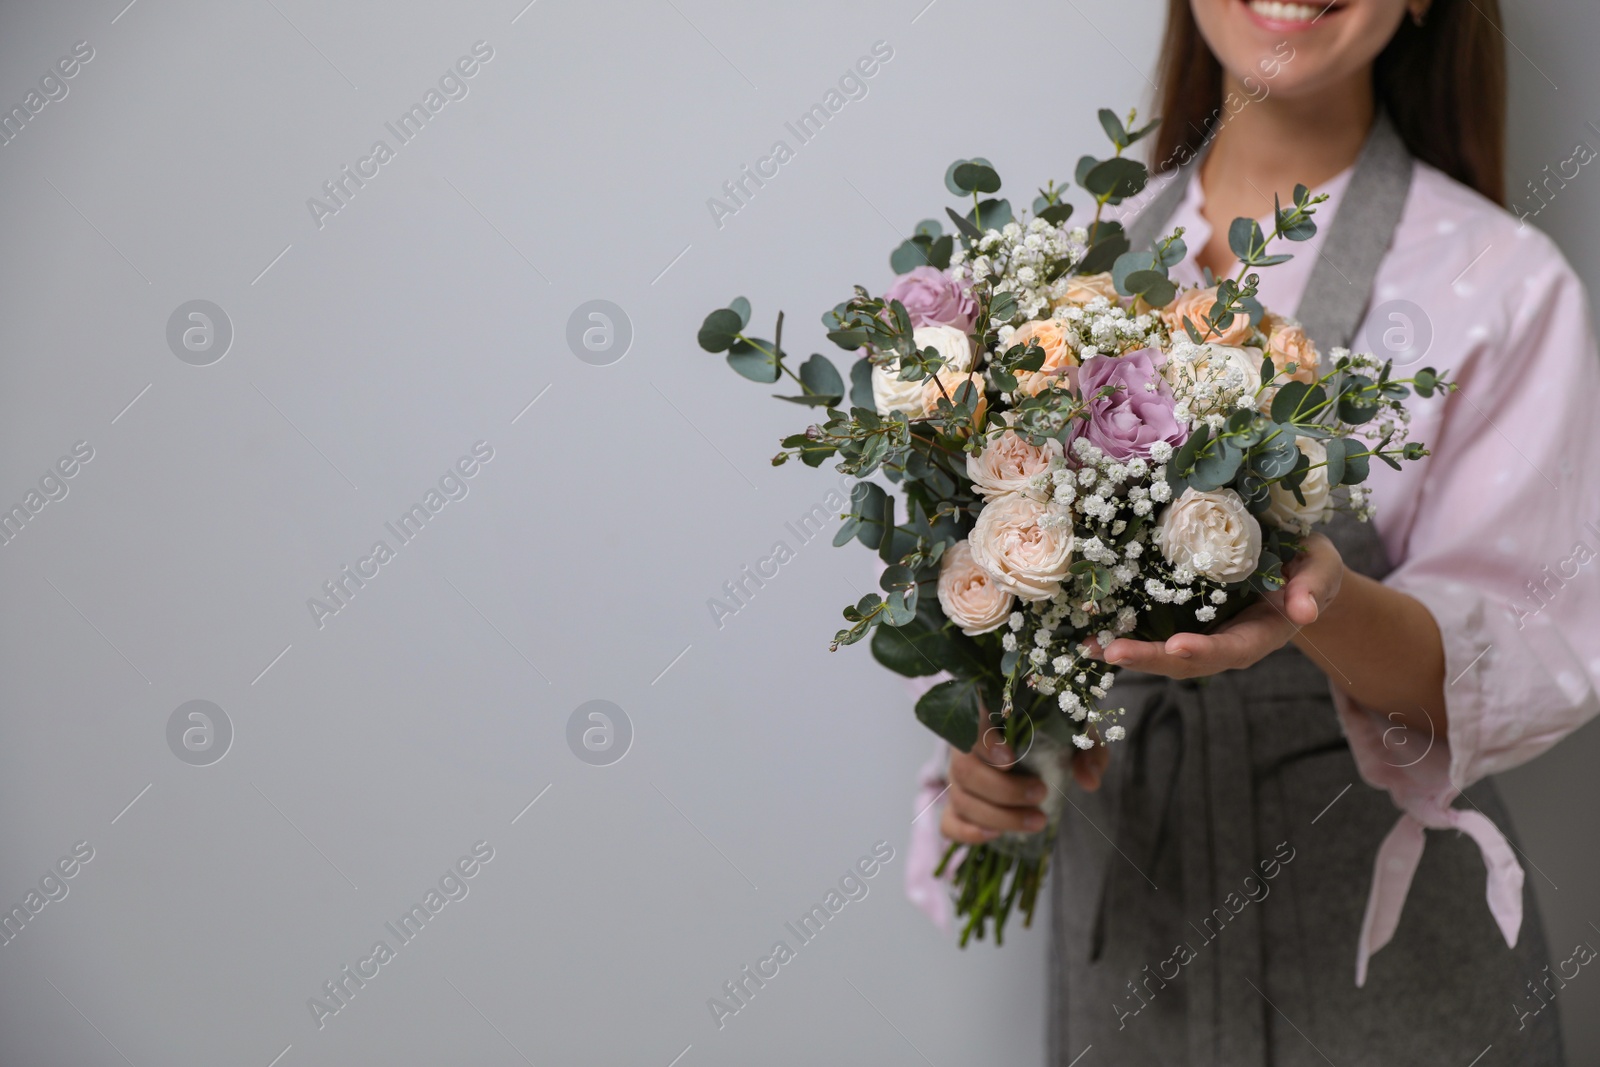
{"left": 0, "top": 1, "right": 1595, "bottom": 1064}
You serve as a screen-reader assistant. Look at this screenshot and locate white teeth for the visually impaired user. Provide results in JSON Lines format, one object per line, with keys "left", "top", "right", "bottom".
{"left": 1248, "top": 0, "right": 1323, "bottom": 22}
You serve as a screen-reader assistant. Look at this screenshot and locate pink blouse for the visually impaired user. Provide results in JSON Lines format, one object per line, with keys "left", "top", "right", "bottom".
{"left": 905, "top": 160, "right": 1600, "bottom": 984}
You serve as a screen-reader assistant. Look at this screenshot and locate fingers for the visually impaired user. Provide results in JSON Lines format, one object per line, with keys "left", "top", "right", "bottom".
{"left": 1102, "top": 597, "right": 1298, "bottom": 677}
{"left": 1284, "top": 532, "right": 1344, "bottom": 627}
{"left": 940, "top": 748, "right": 1047, "bottom": 844}
{"left": 950, "top": 748, "right": 1046, "bottom": 809}
{"left": 947, "top": 783, "right": 1048, "bottom": 834}
{"left": 940, "top": 803, "right": 996, "bottom": 845}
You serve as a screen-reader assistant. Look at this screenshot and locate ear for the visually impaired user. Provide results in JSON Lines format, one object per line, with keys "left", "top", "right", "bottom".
{"left": 1407, "top": 0, "right": 1433, "bottom": 26}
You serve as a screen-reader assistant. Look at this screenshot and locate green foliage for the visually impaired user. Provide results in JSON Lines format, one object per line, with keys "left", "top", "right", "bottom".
{"left": 914, "top": 678, "right": 983, "bottom": 751}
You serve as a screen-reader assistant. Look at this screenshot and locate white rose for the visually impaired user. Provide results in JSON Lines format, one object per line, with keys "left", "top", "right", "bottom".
{"left": 913, "top": 324, "right": 975, "bottom": 373}
{"left": 967, "top": 429, "right": 1063, "bottom": 500}
{"left": 967, "top": 493, "right": 1074, "bottom": 602}
{"left": 1163, "top": 343, "right": 1263, "bottom": 416}
{"left": 1156, "top": 487, "right": 1262, "bottom": 584}
{"left": 1263, "top": 437, "right": 1333, "bottom": 533}
{"left": 872, "top": 364, "right": 925, "bottom": 415}
{"left": 871, "top": 325, "right": 975, "bottom": 416}
{"left": 936, "top": 540, "right": 1015, "bottom": 635}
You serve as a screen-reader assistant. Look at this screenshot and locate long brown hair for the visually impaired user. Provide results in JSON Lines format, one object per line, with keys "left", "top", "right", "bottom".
{"left": 1150, "top": 0, "right": 1507, "bottom": 205}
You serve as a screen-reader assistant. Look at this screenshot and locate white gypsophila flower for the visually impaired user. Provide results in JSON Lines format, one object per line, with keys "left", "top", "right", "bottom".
{"left": 1009, "top": 612, "right": 1025, "bottom": 631}
{"left": 1105, "top": 725, "right": 1126, "bottom": 742}
{"left": 1001, "top": 632, "right": 1018, "bottom": 652}
{"left": 1072, "top": 733, "right": 1095, "bottom": 750}
{"left": 1030, "top": 648, "right": 1047, "bottom": 665}
{"left": 1195, "top": 605, "right": 1218, "bottom": 622}
{"left": 1149, "top": 440, "right": 1174, "bottom": 463}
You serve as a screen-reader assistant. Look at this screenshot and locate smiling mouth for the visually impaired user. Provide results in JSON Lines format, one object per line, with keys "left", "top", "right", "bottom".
{"left": 1243, "top": 0, "right": 1343, "bottom": 28}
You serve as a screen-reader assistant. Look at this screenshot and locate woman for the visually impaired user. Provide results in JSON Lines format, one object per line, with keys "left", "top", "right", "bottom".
{"left": 912, "top": 0, "right": 1600, "bottom": 1062}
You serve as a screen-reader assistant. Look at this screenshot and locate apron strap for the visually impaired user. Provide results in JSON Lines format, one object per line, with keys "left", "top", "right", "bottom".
{"left": 1295, "top": 112, "right": 1414, "bottom": 352}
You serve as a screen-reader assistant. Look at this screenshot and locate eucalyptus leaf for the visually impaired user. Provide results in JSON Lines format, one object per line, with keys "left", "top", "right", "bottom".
{"left": 953, "top": 162, "right": 1002, "bottom": 195}
{"left": 850, "top": 357, "right": 875, "bottom": 408}
{"left": 697, "top": 308, "right": 743, "bottom": 352}
{"left": 890, "top": 237, "right": 932, "bottom": 274}
{"left": 799, "top": 353, "right": 844, "bottom": 398}
{"left": 945, "top": 206, "right": 984, "bottom": 241}
{"left": 1083, "top": 157, "right": 1147, "bottom": 200}
{"left": 871, "top": 619, "right": 954, "bottom": 677}
{"left": 1097, "top": 107, "right": 1127, "bottom": 148}
{"left": 914, "top": 678, "right": 981, "bottom": 751}
{"left": 1038, "top": 202, "right": 1074, "bottom": 225}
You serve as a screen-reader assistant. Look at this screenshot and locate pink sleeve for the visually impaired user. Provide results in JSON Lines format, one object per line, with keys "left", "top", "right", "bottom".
{"left": 906, "top": 738, "right": 954, "bottom": 932}
{"left": 1337, "top": 245, "right": 1600, "bottom": 984}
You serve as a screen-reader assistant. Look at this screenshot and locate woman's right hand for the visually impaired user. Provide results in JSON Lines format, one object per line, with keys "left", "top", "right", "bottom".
{"left": 939, "top": 731, "right": 1109, "bottom": 846}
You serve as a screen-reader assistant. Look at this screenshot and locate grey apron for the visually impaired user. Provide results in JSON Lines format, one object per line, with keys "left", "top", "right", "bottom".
{"left": 1048, "top": 114, "right": 1565, "bottom": 1067}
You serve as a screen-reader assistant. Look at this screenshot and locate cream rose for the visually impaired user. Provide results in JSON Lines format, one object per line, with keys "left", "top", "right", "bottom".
{"left": 912, "top": 324, "right": 975, "bottom": 373}
{"left": 1263, "top": 437, "right": 1333, "bottom": 533}
{"left": 1156, "top": 487, "right": 1263, "bottom": 584}
{"left": 1008, "top": 318, "right": 1078, "bottom": 396}
{"left": 920, "top": 370, "right": 988, "bottom": 419}
{"left": 967, "top": 492, "right": 1074, "bottom": 602}
{"left": 1162, "top": 343, "right": 1263, "bottom": 416}
{"left": 967, "top": 429, "right": 1063, "bottom": 500}
{"left": 871, "top": 325, "right": 975, "bottom": 415}
{"left": 1163, "top": 286, "right": 1254, "bottom": 346}
{"left": 936, "top": 540, "right": 1015, "bottom": 635}
{"left": 1052, "top": 271, "right": 1120, "bottom": 308}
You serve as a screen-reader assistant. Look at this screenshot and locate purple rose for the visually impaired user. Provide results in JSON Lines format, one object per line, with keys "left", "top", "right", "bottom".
{"left": 1074, "top": 348, "right": 1188, "bottom": 461}
{"left": 882, "top": 266, "right": 978, "bottom": 332}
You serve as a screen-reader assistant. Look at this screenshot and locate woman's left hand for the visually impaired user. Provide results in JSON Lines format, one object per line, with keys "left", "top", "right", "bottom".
{"left": 1091, "top": 532, "right": 1345, "bottom": 680}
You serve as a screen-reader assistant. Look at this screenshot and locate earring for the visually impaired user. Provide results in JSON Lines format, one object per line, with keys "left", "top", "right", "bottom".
{"left": 1410, "top": 4, "right": 1427, "bottom": 25}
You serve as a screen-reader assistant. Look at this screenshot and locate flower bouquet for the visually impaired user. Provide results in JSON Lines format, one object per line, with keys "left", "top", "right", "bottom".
{"left": 695, "top": 109, "right": 1448, "bottom": 945}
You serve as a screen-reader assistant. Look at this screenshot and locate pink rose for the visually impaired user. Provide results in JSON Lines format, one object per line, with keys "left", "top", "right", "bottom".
{"left": 883, "top": 266, "right": 978, "bottom": 332}
{"left": 1073, "top": 349, "right": 1187, "bottom": 462}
